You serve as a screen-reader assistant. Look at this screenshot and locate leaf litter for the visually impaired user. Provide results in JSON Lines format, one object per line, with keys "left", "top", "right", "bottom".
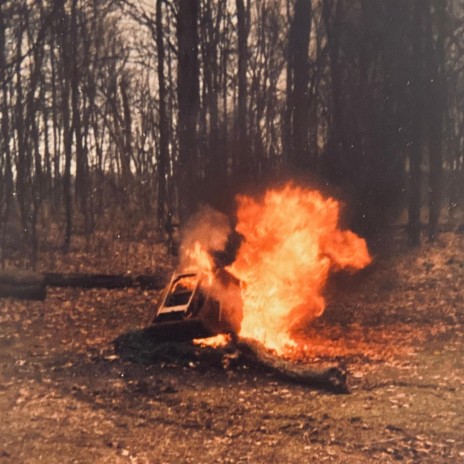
{"left": 0, "top": 232, "right": 463, "bottom": 462}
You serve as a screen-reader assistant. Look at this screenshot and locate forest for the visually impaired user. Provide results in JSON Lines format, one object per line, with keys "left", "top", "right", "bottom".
{"left": 0, "top": 0, "right": 463, "bottom": 270}
{"left": 1, "top": 2, "right": 464, "bottom": 463}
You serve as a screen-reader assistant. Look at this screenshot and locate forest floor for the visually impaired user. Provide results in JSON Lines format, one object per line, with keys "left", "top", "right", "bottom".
{"left": 0, "top": 231, "right": 464, "bottom": 463}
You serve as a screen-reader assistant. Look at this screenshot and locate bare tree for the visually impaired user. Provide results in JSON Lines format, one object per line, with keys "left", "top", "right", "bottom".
{"left": 0, "top": 1, "right": 13, "bottom": 267}
{"left": 236, "top": 0, "right": 249, "bottom": 175}
{"left": 287, "top": 0, "right": 312, "bottom": 171}
{"left": 177, "top": 0, "right": 199, "bottom": 222}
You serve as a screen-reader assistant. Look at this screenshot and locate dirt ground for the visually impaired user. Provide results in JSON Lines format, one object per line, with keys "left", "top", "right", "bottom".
{"left": 1, "top": 232, "right": 464, "bottom": 463}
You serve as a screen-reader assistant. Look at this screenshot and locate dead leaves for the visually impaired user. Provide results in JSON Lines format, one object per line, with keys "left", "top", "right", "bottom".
{"left": 1, "top": 232, "right": 464, "bottom": 463}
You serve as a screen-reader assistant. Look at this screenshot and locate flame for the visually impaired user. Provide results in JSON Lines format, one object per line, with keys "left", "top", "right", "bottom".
{"left": 180, "top": 184, "right": 371, "bottom": 356}
{"left": 193, "top": 334, "right": 231, "bottom": 348}
{"left": 180, "top": 206, "right": 231, "bottom": 286}
{"left": 184, "top": 240, "right": 214, "bottom": 285}
{"left": 227, "top": 184, "right": 371, "bottom": 354}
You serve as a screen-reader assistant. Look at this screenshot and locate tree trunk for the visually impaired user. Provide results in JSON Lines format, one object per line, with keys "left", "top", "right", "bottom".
{"left": 288, "top": 0, "right": 312, "bottom": 171}
{"left": 408, "top": 0, "right": 425, "bottom": 247}
{"left": 57, "top": 0, "right": 74, "bottom": 252}
{"left": 426, "top": 0, "right": 445, "bottom": 242}
{"left": 156, "top": 0, "right": 168, "bottom": 231}
{"left": 236, "top": 0, "right": 249, "bottom": 175}
{"left": 14, "top": 18, "right": 30, "bottom": 247}
{"left": 71, "top": 0, "right": 89, "bottom": 234}
{"left": 201, "top": 0, "right": 222, "bottom": 179}
{"left": 120, "top": 77, "right": 133, "bottom": 186}
{"left": 49, "top": 26, "right": 61, "bottom": 213}
{"left": 177, "top": 0, "right": 199, "bottom": 223}
{"left": 322, "top": 0, "right": 345, "bottom": 179}
{"left": 0, "top": 3, "right": 13, "bottom": 269}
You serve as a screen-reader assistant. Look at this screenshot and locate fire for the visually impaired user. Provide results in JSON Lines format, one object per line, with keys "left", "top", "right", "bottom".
{"left": 184, "top": 240, "right": 214, "bottom": 285}
{"left": 181, "top": 184, "right": 371, "bottom": 355}
{"left": 193, "top": 334, "right": 231, "bottom": 348}
{"left": 180, "top": 206, "right": 231, "bottom": 287}
{"left": 227, "top": 184, "right": 371, "bottom": 354}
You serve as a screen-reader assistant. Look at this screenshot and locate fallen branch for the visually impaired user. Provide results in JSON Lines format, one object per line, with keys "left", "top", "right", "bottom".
{"left": 0, "top": 283, "right": 46, "bottom": 300}
{"left": 44, "top": 273, "right": 133, "bottom": 289}
{"left": 0, "top": 270, "right": 47, "bottom": 300}
{"left": 234, "top": 338, "right": 349, "bottom": 394}
{"left": 44, "top": 273, "right": 166, "bottom": 290}
{"left": 0, "top": 270, "right": 45, "bottom": 286}
{"left": 115, "top": 324, "right": 349, "bottom": 394}
{"left": 0, "top": 269, "right": 166, "bottom": 299}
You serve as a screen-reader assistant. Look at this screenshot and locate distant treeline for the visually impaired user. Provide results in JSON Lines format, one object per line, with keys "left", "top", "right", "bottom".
{"left": 0, "top": 0, "right": 463, "bottom": 267}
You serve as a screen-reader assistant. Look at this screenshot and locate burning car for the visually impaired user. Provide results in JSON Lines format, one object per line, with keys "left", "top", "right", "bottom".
{"left": 149, "top": 268, "right": 243, "bottom": 342}
{"left": 148, "top": 184, "right": 371, "bottom": 354}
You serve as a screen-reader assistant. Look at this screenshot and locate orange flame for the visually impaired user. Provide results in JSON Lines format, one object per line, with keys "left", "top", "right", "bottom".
{"left": 180, "top": 206, "right": 231, "bottom": 287}
{"left": 227, "top": 184, "right": 371, "bottom": 354}
{"left": 193, "top": 334, "right": 231, "bottom": 348}
{"left": 184, "top": 240, "right": 214, "bottom": 285}
{"left": 180, "top": 184, "right": 371, "bottom": 355}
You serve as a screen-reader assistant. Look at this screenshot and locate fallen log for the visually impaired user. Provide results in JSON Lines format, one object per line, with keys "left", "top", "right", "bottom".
{"left": 44, "top": 273, "right": 166, "bottom": 290}
{"left": 44, "top": 273, "right": 133, "bottom": 289}
{"left": 0, "top": 283, "right": 46, "bottom": 300}
{"left": 0, "top": 269, "right": 166, "bottom": 299}
{"left": 115, "top": 324, "right": 348, "bottom": 393}
{"left": 0, "top": 270, "right": 47, "bottom": 300}
{"left": 234, "top": 338, "right": 349, "bottom": 394}
{"left": 0, "top": 269, "right": 45, "bottom": 286}
{"left": 133, "top": 274, "right": 166, "bottom": 290}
